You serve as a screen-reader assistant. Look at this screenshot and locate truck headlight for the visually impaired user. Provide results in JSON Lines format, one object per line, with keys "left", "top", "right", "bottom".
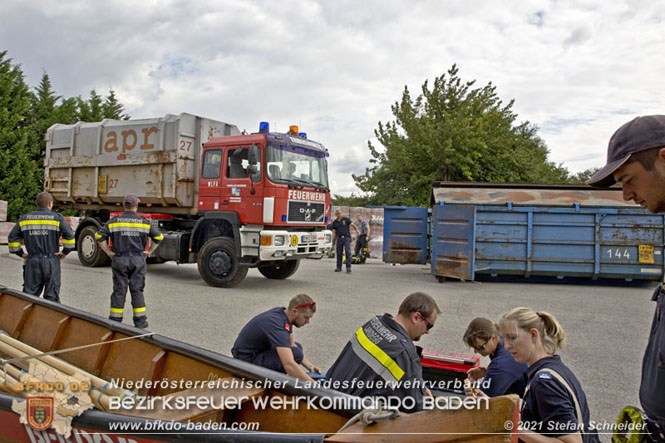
{"left": 325, "top": 233, "right": 332, "bottom": 243}
{"left": 274, "top": 235, "right": 285, "bottom": 246}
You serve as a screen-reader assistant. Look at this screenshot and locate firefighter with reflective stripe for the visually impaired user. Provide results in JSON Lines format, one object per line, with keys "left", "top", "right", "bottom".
{"left": 325, "top": 292, "right": 439, "bottom": 412}
{"left": 7, "top": 192, "right": 75, "bottom": 302}
{"left": 96, "top": 194, "right": 163, "bottom": 329}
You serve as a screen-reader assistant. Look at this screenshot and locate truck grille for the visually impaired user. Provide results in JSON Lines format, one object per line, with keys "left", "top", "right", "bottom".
{"left": 287, "top": 201, "right": 325, "bottom": 223}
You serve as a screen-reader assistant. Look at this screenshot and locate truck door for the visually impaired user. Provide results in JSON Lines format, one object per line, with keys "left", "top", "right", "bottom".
{"left": 199, "top": 149, "right": 224, "bottom": 210}
{"left": 221, "top": 146, "right": 263, "bottom": 224}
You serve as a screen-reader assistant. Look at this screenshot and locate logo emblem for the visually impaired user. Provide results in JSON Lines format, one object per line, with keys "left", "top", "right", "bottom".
{"left": 299, "top": 207, "right": 317, "bottom": 221}
{"left": 27, "top": 397, "right": 53, "bottom": 431}
{"left": 290, "top": 235, "right": 298, "bottom": 247}
{"left": 284, "top": 323, "right": 291, "bottom": 331}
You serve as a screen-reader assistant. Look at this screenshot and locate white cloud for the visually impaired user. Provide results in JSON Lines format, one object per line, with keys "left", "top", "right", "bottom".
{"left": 2, "top": 0, "right": 665, "bottom": 194}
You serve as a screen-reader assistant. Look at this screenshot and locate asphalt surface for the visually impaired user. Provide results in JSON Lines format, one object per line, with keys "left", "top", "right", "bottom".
{"left": 0, "top": 251, "right": 657, "bottom": 430}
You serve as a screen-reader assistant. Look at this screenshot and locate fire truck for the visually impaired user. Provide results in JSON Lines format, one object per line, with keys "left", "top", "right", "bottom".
{"left": 44, "top": 113, "right": 332, "bottom": 287}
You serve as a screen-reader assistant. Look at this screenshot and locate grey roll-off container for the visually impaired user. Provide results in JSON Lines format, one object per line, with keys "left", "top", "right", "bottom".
{"left": 44, "top": 113, "right": 240, "bottom": 213}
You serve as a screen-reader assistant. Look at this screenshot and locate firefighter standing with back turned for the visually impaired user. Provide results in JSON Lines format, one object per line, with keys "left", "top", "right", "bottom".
{"left": 7, "top": 192, "right": 75, "bottom": 302}
{"left": 96, "top": 194, "right": 163, "bottom": 329}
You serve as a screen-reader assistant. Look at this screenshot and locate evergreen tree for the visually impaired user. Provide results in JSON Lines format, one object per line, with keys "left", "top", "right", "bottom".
{"left": 76, "top": 89, "right": 104, "bottom": 121}
{"left": 27, "top": 73, "right": 60, "bottom": 165}
{"left": 0, "top": 51, "right": 41, "bottom": 220}
{"left": 102, "top": 88, "right": 129, "bottom": 119}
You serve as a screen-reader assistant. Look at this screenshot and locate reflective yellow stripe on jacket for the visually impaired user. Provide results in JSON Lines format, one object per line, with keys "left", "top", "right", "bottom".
{"left": 19, "top": 220, "right": 60, "bottom": 227}
{"left": 108, "top": 222, "right": 151, "bottom": 229}
{"left": 354, "top": 327, "right": 405, "bottom": 382}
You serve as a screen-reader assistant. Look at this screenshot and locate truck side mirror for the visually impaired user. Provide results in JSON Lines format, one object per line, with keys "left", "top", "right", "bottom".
{"left": 248, "top": 144, "right": 259, "bottom": 166}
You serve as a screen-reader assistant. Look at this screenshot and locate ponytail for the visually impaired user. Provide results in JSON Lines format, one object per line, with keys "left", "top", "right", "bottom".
{"left": 499, "top": 308, "right": 566, "bottom": 354}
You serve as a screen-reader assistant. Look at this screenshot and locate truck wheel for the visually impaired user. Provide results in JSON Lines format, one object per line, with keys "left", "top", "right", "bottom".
{"left": 77, "top": 225, "right": 110, "bottom": 267}
{"left": 197, "top": 237, "right": 248, "bottom": 287}
{"left": 257, "top": 259, "right": 300, "bottom": 279}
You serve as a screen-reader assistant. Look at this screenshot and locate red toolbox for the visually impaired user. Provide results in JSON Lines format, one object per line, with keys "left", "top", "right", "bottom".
{"left": 420, "top": 349, "right": 480, "bottom": 392}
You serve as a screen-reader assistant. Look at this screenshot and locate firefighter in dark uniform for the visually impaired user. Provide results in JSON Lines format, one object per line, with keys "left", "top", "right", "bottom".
{"left": 7, "top": 192, "right": 75, "bottom": 302}
{"left": 232, "top": 294, "right": 320, "bottom": 383}
{"left": 330, "top": 208, "right": 353, "bottom": 273}
{"left": 326, "top": 292, "right": 439, "bottom": 412}
{"left": 96, "top": 194, "right": 162, "bottom": 329}
{"left": 498, "top": 308, "right": 599, "bottom": 442}
{"left": 587, "top": 115, "right": 665, "bottom": 441}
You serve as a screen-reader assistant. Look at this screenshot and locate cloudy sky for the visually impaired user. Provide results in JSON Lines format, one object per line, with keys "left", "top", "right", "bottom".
{"left": 2, "top": 0, "right": 664, "bottom": 195}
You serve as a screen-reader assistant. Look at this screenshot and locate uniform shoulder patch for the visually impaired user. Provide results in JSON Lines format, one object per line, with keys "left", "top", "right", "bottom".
{"left": 538, "top": 371, "right": 552, "bottom": 379}
{"left": 284, "top": 323, "right": 291, "bottom": 331}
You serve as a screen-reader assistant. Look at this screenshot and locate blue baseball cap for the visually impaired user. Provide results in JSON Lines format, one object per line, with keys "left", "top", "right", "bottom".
{"left": 587, "top": 115, "right": 665, "bottom": 188}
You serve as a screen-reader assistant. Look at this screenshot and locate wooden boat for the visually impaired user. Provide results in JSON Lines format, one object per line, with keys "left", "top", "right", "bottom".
{"left": 0, "top": 284, "right": 518, "bottom": 442}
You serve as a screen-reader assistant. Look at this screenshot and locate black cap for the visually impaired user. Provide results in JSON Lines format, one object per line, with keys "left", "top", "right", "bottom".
{"left": 587, "top": 115, "right": 665, "bottom": 188}
{"left": 123, "top": 194, "right": 140, "bottom": 205}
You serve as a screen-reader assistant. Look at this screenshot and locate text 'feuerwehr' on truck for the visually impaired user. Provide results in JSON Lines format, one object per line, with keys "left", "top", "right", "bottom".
{"left": 44, "top": 113, "right": 333, "bottom": 287}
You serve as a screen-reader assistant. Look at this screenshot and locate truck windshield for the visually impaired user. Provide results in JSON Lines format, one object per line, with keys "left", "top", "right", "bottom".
{"left": 266, "top": 144, "right": 329, "bottom": 190}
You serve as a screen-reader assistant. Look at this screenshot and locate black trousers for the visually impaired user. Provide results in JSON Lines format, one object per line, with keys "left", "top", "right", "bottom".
{"left": 110, "top": 255, "right": 147, "bottom": 322}
{"left": 24, "top": 255, "right": 61, "bottom": 302}
{"left": 336, "top": 237, "right": 351, "bottom": 270}
{"left": 354, "top": 234, "right": 368, "bottom": 256}
{"left": 251, "top": 342, "right": 304, "bottom": 374}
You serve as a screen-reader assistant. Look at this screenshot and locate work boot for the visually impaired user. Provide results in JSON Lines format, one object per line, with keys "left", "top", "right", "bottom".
{"left": 109, "top": 316, "right": 122, "bottom": 323}
{"left": 334, "top": 268, "right": 342, "bottom": 272}
{"left": 134, "top": 318, "right": 149, "bottom": 329}
{"left": 346, "top": 269, "right": 352, "bottom": 274}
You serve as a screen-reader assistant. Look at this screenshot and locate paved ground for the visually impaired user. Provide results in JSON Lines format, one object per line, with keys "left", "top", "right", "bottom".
{"left": 0, "top": 252, "right": 657, "bottom": 430}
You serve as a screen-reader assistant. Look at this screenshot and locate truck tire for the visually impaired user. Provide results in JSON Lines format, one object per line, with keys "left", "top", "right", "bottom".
{"left": 77, "top": 225, "right": 110, "bottom": 267}
{"left": 197, "top": 237, "right": 248, "bottom": 287}
{"left": 257, "top": 259, "right": 300, "bottom": 279}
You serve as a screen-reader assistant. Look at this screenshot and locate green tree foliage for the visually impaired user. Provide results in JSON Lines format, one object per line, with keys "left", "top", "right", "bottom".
{"left": 0, "top": 51, "right": 41, "bottom": 220}
{"left": 102, "top": 89, "right": 129, "bottom": 120}
{"left": 0, "top": 51, "right": 130, "bottom": 220}
{"left": 331, "top": 193, "right": 372, "bottom": 207}
{"left": 76, "top": 90, "right": 103, "bottom": 122}
{"left": 354, "top": 65, "right": 570, "bottom": 206}
{"left": 567, "top": 167, "right": 601, "bottom": 184}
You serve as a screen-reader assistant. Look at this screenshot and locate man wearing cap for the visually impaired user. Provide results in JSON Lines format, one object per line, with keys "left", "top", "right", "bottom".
{"left": 7, "top": 192, "right": 76, "bottom": 302}
{"left": 96, "top": 194, "right": 163, "bottom": 329}
{"left": 587, "top": 115, "right": 665, "bottom": 441}
{"left": 232, "top": 294, "right": 320, "bottom": 383}
{"left": 325, "top": 291, "right": 438, "bottom": 412}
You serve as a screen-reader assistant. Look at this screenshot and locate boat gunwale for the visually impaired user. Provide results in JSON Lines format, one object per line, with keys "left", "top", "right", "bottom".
{"left": 0, "top": 284, "right": 361, "bottom": 417}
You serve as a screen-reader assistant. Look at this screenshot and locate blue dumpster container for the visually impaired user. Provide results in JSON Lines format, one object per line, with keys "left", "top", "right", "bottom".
{"left": 429, "top": 183, "right": 664, "bottom": 282}
{"left": 383, "top": 206, "right": 429, "bottom": 264}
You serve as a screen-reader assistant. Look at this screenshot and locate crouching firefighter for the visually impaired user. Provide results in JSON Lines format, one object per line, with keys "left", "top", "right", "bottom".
{"left": 96, "top": 194, "right": 163, "bottom": 329}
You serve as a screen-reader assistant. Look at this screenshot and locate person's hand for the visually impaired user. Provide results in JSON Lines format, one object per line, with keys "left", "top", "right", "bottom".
{"left": 21, "top": 252, "right": 28, "bottom": 260}
{"left": 310, "top": 365, "right": 321, "bottom": 374}
{"left": 143, "top": 250, "right": 150, "bottom": 258}
{"left": 425, "top": 388, "right": 433, "bottom": 398}
{"left": 467, "top": 366, "right": 487, "bottom": 382}
{"left": 464, "top": 378, "right": 487, "bottom": 398}
{"left": 108, "top": 252, "right": 116, "bottom": 260}
{"left": 56, "top": 252, "right": 65, "bottom": 261}
{"left": 464, "top": 385, "right": 488, "bottom": 398}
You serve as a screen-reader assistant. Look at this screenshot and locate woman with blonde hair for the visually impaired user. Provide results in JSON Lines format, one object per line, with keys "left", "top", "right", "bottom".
{"left": 499, "top": 308, "right": 599, "bottom": 443}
